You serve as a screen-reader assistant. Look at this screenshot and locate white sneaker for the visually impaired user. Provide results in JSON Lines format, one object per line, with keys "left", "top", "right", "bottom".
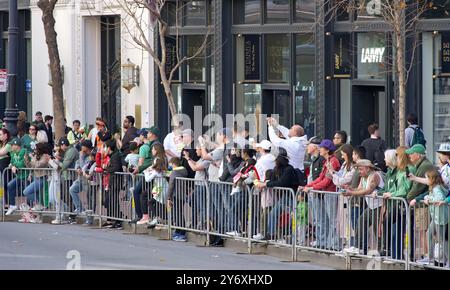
{"left": 5, "top": 205, "right": 18, "bottom": 216}
{"left": 416, "top": 257, "right": 431, "bottom": 265}
{"left": 252, "top": 233, "right": 265, "bottom": 240}
{"left": 51, "top": 218, "right": 62, "bottom": 225}
{"left": 343, "top": 246, "right": 360, "bottom": 255}
{"left": 31, "top": 204, "right": 44, "bottom": 211}
{"left": 310, "top": 241, "right": 318, "bottom": 247}
{"left": 226, "top": 231, "right": 241, "bottom": 237}
{"left": 29, "top": 216, "right": 42, "bottom": 224}
{"left": 148, "top": 218, "right": 159, "bottom": 227}
{"left": 230, "top": 187, "right": 241, "bottom": 196}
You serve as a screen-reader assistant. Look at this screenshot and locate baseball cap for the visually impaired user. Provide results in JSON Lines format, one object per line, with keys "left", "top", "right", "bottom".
{"left": 437, "top": 142, "right": 450, "bottom": 154}
{"left": 307, "top": 136, "right": 322, "bottom": 145}
{"left": 35, "top": 111, "right": 42, "bottom": 116}
{"left": 137, "top": 128, "right": 149, "bottom": 138}
{"left": 318, "top": 139, "right": 336, "bottom": 152}
{"left": 58, "top": 137, "right": 70, "bottom": 146}
{"left": 255, "top": 140, "right": 272, "bottom": 151}
{"left": 10, "top": 138, "right": 22, "bottom": 146}
{"left": 80, "top": 139, "right": 93, "bottom": 150}
{"left": 182, "top": 129, "right": 194, "bottom": 137}
{"left": 148, "top": 126, "right": 160, "bottom": 137}
{"left": 405, "top": 144, "right": 426, "bottom": 155}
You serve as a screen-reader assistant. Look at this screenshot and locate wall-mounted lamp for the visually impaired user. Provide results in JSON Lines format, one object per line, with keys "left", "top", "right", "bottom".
{"left": 122, "top": 58, "right": 140, "bottom": 93}
{"left": 326, "top": 76, "right": 332, "bottom": 80}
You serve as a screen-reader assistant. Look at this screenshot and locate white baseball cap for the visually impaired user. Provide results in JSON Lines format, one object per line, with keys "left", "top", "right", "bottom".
{"left": 255, "top": 140, "right": 272, "bottom": 150}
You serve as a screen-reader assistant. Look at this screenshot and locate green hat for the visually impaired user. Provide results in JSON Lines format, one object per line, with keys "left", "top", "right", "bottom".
{"left": 148, "top": 126, "right": 160, "bottom": 137}
{"left": 10, "top": 138, "right": 22, "bottom": 146}
{"left": 405, "top": 144, "right": 426, "bottom": 155}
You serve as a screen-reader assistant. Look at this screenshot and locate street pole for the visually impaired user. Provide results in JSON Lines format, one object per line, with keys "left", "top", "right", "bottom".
{"left": 4, "top": 0, "right": 19, "bottom": 138}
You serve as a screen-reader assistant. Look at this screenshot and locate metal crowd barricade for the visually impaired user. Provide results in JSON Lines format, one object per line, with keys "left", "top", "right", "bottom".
{"left": 171, "top": 178, "right": 209, "bottom": 239}
{"left": 142, "top": 175, "right": 170, "bottom": 230}
{"left": 208, "top": 181, "right": 250, "bottom": 242}
{"left": 409, "top": 201, "right": 449, "bottom": 270}
{"left": 294, "top": 190, "right": 349, "bottom": 255}
{"left": 97, "top": 171, "right": 135, "bottom": 223}
{"left": 344, "top": 194, "right": 410, "bottom": 269}
{"left": 248, "top": 186, "right": 297, "bottom": 259}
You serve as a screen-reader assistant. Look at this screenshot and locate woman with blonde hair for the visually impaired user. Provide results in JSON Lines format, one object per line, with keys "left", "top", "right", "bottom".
{"left": 378, "top": 146, "right": 414, "bottom": 259}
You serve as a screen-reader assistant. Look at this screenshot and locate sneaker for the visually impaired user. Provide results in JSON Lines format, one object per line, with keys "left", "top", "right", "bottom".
{"left": 129, "top": 217, "right": 141, "bottom": 224}
{"left": 29, "top": 216, "right": 42, "bottom": 224}
{"left": 31, "top": 204, "right": 44, "bottom": 211}
{"left": 343, "top": 246, "right": 360, "bottom": 255}
{"left": 416, "top": 257, "right": 431, "bottom": 265}
{"left": 137, "top": 217, "right": 150, "bottom": 225}
{"left": 112, "top": 222, "right": 123, "bottom": 230}
{"left": 252, "top": 233, "right": 265, "bottom": 240}
{"left": 67, "top": 217, "right": 77, "bottom": 225}
{"left": 173, "top": 235, "right": 187, "bottom": 242}
{"left": 5, "top": 205, "right": 18, "bottom": 216}
{"left": 226, "top": 231, "right": 241, "bottom": 237}
{"left": 81, "top": 209, "right": 93, "bottom": 215}
{"left": 102, "top": 222, "right": 114, "bottom": 228}
{"left": 230, "top": 187, "right": 241, "bottom": 196}
{"left": 148, "top": 218, "right": 159, "bottom": 227}
{"left": 51, "top": 218, "right": 62, "bottom": 225}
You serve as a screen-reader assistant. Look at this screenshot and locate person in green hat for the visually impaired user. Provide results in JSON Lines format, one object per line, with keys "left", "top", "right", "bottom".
{"left": 5, "top": 138, "right": 28, "bottom": 215}
{"left": 405, "top": 144, "right": 435, "bottom": 205}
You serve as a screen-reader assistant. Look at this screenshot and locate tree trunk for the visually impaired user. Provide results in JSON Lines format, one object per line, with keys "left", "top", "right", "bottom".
{"left": 394, "top": 7, "right": 406, "bottom": 147}
{"left": 37, "top": 0, "right": 65, "bottom": 142}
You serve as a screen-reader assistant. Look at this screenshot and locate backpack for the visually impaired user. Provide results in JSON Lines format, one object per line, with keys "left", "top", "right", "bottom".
{"left": 411, "top": 126, "right": 427, "bottom": 147}
{"left": 373, "top": 139, "right": 387, "bottom": 172}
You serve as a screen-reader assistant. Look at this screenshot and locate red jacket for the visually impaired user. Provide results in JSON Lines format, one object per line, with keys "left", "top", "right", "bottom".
{"left": 306, "top": 155, "right": 340, "bottom": 192}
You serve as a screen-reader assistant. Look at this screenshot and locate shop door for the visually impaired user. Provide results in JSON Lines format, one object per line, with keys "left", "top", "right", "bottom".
{"left": 262, "top": 90, "right": 292, "bottom": 127}
{"left": 352, "top": 86, "right": 383, "bottom": 146}
{"left": 182, "top": 89, "right": 206, "bottom": 132}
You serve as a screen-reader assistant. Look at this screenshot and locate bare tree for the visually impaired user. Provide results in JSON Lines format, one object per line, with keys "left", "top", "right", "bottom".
{"left": 321, "top": 0, "right": 430, "bottom": 146}
{"left": 103, "top": 0, "right": 212, "bottom": 120}
{"left": 37, "top": 0, "right": 65, "bottom": 141}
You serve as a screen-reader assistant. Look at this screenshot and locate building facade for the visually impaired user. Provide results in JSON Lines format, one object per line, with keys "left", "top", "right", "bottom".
{"left": 0, "top": 0, "right": 31, "bottom": 118}
{"left": 28, "top": 0, "right": 155, "bottom": 133}
{"left": 155, "top": 0, "right": 450, "bottom": 162}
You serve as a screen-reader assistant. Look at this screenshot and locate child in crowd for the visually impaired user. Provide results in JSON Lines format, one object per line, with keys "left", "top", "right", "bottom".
{"left": 125, "top": 142, "right": 139, "bottom": 173}
{"left": 296, "top": 193, "right": 308, "bottom": 246}
{"left": 230, "top": 148, "right": 258, "bottom": 195}
{"left": 49, "top": 149, "right": 64, "bottom": 224}
{"left": 416, "top": 169, "right": 449, "bottom": 266}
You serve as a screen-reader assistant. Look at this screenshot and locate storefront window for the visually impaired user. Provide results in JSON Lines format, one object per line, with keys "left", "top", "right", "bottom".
{"left": 422, "top": 0, "right": 450, "bottom": 19}
{"left": 185, "top": 0, "right": 206, "bottom": 26}
{"left": 295, "top": 0, "right": 315, "bottom": 23}
{"left": 356, "top": 0, "right": 382, "bottom": 21}
{"left": 295, "top": 34, "right": 315, "bottom": 137}
{"left": 233, "top": 0, "right": 261, "bottom": 24}
{"left": 357, "top": 32, "right": 386, "bottom": 79}
{"left": 265, "top": 0, "right": 289, "bottom": 23}
{"left": 186, "top": 35, "right": 206, "bottom": 82}
{"left": 336, "top": 0, "right": 350, "bottom": 21}
{"left": 236, "top": 84, "right": 262, "bottom": 116}
{"left": 266, "top": 34, "right": 290, "bottom": 83}
{"left": 161, "top": 1, "right": 179, "bottom": 26}
{"left": 433, "top": 33, "right": 450, "bottom": 152}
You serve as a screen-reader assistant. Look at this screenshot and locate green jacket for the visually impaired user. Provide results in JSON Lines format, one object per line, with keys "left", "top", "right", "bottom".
{"left": 21, "top": 134, "right": 37, "bottom": 154}
{"left": 296, "top": 201, "right": 308, "bottom": 226}
{"left": 10, "top": 148, "right": 28, "bottom": 179}
{"left": 379, "top": 166, "right": 414, "bottom": 199}
{"left": 407, "top": 157, "right": 435, "bottom": 202}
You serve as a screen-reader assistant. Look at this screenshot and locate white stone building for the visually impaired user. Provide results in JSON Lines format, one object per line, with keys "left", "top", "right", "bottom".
{"left": 30, "top": 0, "right": 155, "bottom": 132}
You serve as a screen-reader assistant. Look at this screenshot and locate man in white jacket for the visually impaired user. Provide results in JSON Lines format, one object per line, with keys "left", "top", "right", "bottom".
{"left": 266, "top": 117, "right": 308, "bottom": 171}
{"left": 254, "top": 140, "right": 275, "bottom": 182}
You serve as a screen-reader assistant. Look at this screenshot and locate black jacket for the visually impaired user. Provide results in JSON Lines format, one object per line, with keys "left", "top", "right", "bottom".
{"left": 361, "top": 137, "right": 387, "bottom": 172}
{"left": 267, "top": 159, "right": 299, "bottom": 192}
{"left": 106, "top": 150, "right": 123, "bottom": 174}
{"left": 121, "top": 127, "right": 138, "bottom": 156}
{"left": 310, "top": 154, "right": 325, "bottom": 181}
{"left": 181, "top": 142, "right": 200, "bottom": 179}
{"left": 44, "top": 124, "right": 54, "bottom": 147}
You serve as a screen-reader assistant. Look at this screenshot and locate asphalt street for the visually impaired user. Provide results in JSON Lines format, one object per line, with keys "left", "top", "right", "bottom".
{"left": 0, "top": 222, "right": 333, "bottom": 270}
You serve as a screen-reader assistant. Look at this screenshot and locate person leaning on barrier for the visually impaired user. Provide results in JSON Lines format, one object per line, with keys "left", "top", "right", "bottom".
{"left": 343, "top": 159, "right": 384, "bottom": 254}
{"left": 5, "top": 138, "right": 28, "bottom": 216}
{"left": 68, "top": 140, "right": 94, "bottom": 215}
{"left": 166, "top": 157, "right": 189, "bottom": 242}
{"left": 330, "top": 144, "right": 355, "bottom": 189}
{"left": 305, "top": 137, "right": 324, "bottom": 184}
{"left": 376, "top": 148, "right": 413, "bottom": 258}
{"left": 253, "top": 140, "right": 276, "bottom": 184}
{"left": 436, "top": 142, "right": 450, "bottom": 189}
{"left": 180, "top": 129, "right": 200, "bottom": 179}
{"left": 405, "top": 144, "right": 435, "bottom": 206}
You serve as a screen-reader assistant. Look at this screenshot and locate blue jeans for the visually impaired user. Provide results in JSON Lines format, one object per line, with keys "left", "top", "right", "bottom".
{"left": 210, "top": 183, "right": 228, "bottom": 233}
{"left": 133, "top": 180, "right": 143, "bottom": 218}
{"left": 309, "top": 194, "right": 328, "bottom": 248}
{"left": 267, "top": 201, "right": 291, "bottom": 238}
{"left": 190, "top": 185, "right": 207, "bottom": 228}
{"left": 227, "top": 191, "right": 246, "bottom": 232}
{"left": 69, "top": 178, "right": 84, "bottom": 211}
{"left": 7, "top": 178, "right": 28, "bottom": 206}
{"left": 23, "top": 177, "right": 46, "bottom": 205}
{"left": 325, "top": 194, "right": 340, "bottom": 250}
